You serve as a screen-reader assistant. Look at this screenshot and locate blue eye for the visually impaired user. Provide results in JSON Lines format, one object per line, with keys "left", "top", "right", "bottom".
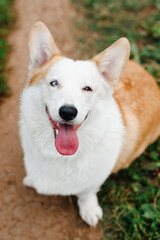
{"left": 50, "top": 80, "right": 59, "bottom": 87}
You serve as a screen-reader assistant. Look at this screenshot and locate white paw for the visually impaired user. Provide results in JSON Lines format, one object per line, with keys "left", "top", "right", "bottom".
{"left": 23, "top": 176, "right": 33, "bottom": 187}
{"left": 80, "top": 205, "right": 103, "bottom": 227}
{"left": 35, "top": 183, "right": 51, "bottom": 195}
{"left": 36, "top": 187, "right": 47, "bottom": 195}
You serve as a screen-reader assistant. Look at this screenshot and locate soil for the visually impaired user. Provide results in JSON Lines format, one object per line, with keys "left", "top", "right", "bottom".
{"left": 0, "top": 0, "right": 103, "bottom": 239}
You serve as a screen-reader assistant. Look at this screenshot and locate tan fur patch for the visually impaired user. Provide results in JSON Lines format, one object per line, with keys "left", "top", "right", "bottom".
{"left": 28, "top": 54, "right": 64, "bottom": 86}
{"left": 112, "top": 60, "right": 160, "bottom": 173}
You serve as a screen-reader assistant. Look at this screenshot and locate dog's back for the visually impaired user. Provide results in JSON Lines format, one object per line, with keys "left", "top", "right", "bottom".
{"left": 113, "top": 60, "right": 160, "bottom": 172}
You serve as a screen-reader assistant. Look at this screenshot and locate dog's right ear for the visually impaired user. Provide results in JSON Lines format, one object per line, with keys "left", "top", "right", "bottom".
{"left": 92, "top": 38, "right": 130, "bottom": 83}
{"left": 29, "top": 21, "right": 61, "bottom": 68}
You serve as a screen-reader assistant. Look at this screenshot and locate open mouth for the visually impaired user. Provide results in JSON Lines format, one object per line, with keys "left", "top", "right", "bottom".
{"left": 46, "top": 106, "right": 85, "bottom": 156}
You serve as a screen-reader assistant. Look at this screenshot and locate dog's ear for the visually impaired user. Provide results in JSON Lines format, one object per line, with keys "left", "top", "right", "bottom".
{"left": 29, "top": 21, "right": 61, "bottom": 68}
{"left": 92, "top": 38, "right": 130, "bottom": 83}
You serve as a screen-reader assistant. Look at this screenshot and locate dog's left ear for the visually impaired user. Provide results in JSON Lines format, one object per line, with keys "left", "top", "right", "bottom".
{"left": 92, "top": 38, "right": 130, "bottom": 83}
{"left": 29, "top": 21, "right": 61, "bottom": 68}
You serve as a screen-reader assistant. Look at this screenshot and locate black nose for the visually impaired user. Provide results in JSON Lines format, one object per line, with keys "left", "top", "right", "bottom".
{"left": 59, "top": 105, "right": 78, "bottom": 121}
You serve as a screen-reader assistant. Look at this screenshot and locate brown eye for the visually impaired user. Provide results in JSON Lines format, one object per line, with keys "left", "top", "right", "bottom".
{"left": 83, "top": 86, "right": 92, "bottom": 92}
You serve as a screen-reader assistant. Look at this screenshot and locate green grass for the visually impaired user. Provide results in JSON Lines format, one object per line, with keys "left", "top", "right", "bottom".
{"left": 72, "top": 0, "right": 160, "bottom": 82}
{"left": 0, "top": 0, "right": 16, "bottom": 99}
{"left": 99, "top": 139, "right": 160, "bottom": 240}
{"left": 71, "top": 0, "right": 160, "bottom": 239}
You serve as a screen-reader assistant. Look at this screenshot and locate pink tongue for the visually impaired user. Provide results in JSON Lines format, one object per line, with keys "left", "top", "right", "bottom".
{"left": 55, "top": 124, "right": 79, "bottom": 155}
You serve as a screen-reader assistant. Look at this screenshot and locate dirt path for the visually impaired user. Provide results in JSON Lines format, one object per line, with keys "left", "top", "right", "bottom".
{"left": 0, "top": 1, "right": 103, "bottom": 239}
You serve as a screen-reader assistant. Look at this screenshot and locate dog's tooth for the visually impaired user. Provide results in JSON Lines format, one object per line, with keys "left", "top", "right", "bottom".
{"left": 56, "top": 129, "right": 58, "bottom": 135}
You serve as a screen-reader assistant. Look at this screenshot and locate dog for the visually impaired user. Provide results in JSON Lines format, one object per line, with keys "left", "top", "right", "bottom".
{"left": 19, "top": 21, "right": 160, "bottom": 226}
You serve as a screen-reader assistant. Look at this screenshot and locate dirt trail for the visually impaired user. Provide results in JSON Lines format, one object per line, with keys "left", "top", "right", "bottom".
{"left": 0, "top": 1, "right": 103, "bottom": 239}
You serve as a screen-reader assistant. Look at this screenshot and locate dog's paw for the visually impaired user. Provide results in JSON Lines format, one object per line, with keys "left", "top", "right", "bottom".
{"left": 35, "top": 184, "right": 51, "bottom": 195}
{"left": 23, "top": 176, "right": 33, "bottom": 187}
{"left": 80, "top": 205, "right": 103, "bottom": 227}
{"left": 36, "top": 187, "right": 47, "bottom": 195}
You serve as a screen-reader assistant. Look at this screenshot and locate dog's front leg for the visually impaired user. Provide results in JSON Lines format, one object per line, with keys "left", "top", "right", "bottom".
{"left": 77, "top": 190, "right": 103, "bottom": 227}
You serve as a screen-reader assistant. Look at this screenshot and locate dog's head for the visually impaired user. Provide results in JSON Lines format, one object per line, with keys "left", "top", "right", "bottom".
{"left": 27, "top": 22, "right": 130, "bottom": 156}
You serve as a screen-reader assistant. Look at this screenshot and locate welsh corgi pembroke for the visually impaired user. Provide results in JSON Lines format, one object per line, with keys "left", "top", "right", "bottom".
{"left": 19, "top": 22, "right": 160, "bottom": 226}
